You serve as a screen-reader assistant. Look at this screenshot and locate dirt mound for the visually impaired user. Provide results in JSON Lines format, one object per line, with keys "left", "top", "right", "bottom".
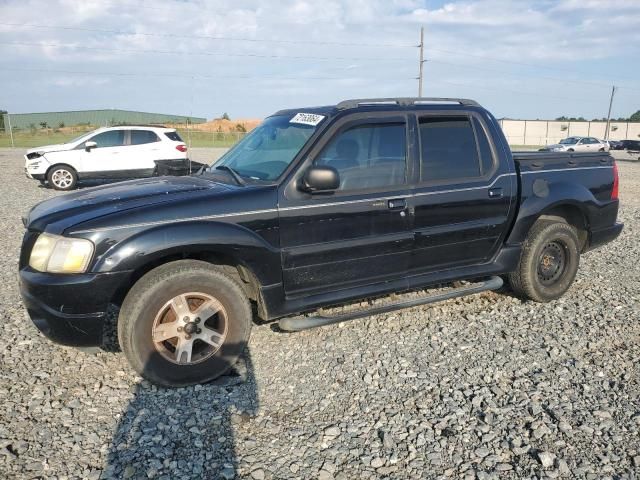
{"left": 170, "top": 118, "right": 261, "bottom": 133}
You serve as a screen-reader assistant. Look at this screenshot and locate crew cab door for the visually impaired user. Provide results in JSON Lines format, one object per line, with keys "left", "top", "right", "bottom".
{"left": 278, "top": 114, "right": 415, "bottom": 296}
{"left": 407, "top": 112, "right": 515, "bottom": 273}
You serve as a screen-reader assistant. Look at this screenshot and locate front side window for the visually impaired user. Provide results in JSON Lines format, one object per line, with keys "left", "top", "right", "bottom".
{"left": 315, "top": 123, "right": 406, "bottom": 191}
{"left": 213, "top": 114, "right": 320, "bottom": 180}
{"left": 560, "top": 137, "right": 579, "bottom": 145}
{"left": 130, "top": 130, "right": 160, "bottom": 145}
{"left": 90, "top": 130, "right": 125, "bottom": 148}
{"left": 419, "top": 116, "right": 481, "bottom": 181}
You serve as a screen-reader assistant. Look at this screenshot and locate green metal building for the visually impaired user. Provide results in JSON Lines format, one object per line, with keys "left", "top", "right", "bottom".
{"left": 2, "top": 109, "right": 206, "bottom": 132}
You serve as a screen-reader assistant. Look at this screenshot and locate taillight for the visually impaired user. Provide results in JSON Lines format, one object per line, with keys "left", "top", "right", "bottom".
{"left": 611, "top": 161, "right": 619, "bottom": 200}
{"left": 176, "top": 144, "right": 187, "bottom": 152}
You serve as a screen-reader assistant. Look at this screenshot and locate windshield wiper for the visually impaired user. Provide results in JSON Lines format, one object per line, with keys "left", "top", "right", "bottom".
{"left": 215, "top": 165, "right": 246, "bottom": 186}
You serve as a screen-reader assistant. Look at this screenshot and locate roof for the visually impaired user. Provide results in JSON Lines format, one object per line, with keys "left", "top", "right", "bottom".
{"left": 272, "top": 97, "right": 481, "bottom": 117}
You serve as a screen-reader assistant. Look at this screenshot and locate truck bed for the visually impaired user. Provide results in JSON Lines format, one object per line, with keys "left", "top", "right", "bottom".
{"left": 512, "top": 151, "right": 613, "bottom": 174}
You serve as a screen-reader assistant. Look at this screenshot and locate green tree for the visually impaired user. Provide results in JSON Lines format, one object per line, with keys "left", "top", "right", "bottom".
{"left": 222, "top": 112, "right": 230, "bottom": 120}
{"left": 0, "top": 110, "right": 6, "bottom": 130}
{"left": 630, "top": 110, "right": 640, "bottom": 122}
{"left": 39, "top": 121, "right": 48, "bottom": 129}
{"left": 235, "top": 123, "right": 246, "bottom": 132}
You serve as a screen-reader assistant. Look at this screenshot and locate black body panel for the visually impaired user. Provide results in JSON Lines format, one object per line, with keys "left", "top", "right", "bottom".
{"left": 18, "top": 100, "right": 623, "bottom": 347}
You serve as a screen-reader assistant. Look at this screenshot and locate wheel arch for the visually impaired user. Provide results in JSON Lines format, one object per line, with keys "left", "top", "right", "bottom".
{"left": 98, "top": 221, "right": 281, "bottom": 319}
{"left": 46, "top": 162, "right": 77, "bottom": 177}
{"left": 537, "top": 204, "right": 588, "bottom": 251}
{"left": 506, "top": 180, "right": 594, "bottom": 251}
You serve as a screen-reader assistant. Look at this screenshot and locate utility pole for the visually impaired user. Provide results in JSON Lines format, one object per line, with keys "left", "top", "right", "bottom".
{"left": 604, "top": 85, "right": 617, "bottom": 140}
{"left": 418, "top": 26, "right": 424, "bottom": 97}
{"left": 7, "top": 113, "right": 14, "bottom": 148}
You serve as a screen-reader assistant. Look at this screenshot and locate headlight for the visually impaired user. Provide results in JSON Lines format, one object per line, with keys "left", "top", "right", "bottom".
{"left": 29, "top": 233, "right": 94, "bottom": 273}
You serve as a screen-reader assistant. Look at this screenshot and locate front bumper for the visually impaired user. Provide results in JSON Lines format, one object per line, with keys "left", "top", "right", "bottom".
{"left": 586, "top": 222, "right": 624, "bottom": 252}
{"left": 25, "top": 170, "right": 45, "bottom": 181}
{"left": 19, "top": 268, "right": 131, "bottom": 347}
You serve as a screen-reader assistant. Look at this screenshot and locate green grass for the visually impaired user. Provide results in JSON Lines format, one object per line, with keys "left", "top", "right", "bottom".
{"left": 0, "top": 129, "right": 246, "bottom": 149}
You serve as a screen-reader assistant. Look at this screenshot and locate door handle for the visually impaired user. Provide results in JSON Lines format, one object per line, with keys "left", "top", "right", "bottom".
{"left": 387, "top": 198, "right": 407, "bottom": 210}
{"left": 488, "top": 188, "right": 503, "bottom": 198}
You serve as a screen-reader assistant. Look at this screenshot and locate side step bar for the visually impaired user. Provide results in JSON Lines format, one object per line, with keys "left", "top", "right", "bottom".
{"left": 278, "top": 276, "right": 503, "bottom": 332}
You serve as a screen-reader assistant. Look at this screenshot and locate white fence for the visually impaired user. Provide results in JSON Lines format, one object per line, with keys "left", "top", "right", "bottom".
{"left": 499, "top": 119, "right": 640, "bottom": 147}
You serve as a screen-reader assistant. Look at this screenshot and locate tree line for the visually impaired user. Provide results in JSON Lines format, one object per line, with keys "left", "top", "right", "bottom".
{"left": 555, "top": 110, "right": 640, "bottom": 122}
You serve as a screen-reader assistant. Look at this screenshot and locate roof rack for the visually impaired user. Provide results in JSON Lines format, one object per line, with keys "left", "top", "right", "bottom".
{"left": 336, "top": 97, "right": 480, "bottom": 110}
{"left": 104, "top": 124, "right": 169, "bottom": 128}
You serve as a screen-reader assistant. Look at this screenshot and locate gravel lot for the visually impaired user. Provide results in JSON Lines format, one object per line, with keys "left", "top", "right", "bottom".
{"left": 0, "top": 148, "right": 638, "bottom": 480}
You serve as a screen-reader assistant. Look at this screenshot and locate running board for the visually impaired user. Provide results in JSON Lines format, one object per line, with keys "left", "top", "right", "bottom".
{"left": 278, "top": 276, "right": 503, "bottom": 332}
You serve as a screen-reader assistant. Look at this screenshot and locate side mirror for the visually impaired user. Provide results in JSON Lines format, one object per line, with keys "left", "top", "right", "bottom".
{"left": 85, "top": 141, "right": 97, "bottom": 151}
{"left": 301, "top": 166, "right": 339, "bottom": 193}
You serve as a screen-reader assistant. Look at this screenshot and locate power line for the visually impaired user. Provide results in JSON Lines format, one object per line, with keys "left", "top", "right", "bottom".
{"left": 5, "top": 39, "right": 637, "bottom": 93}
{"left": 426, "top": 59, "right": 640, "bottom": 92}
{"left": 0, "top": 40, "right": 415, "bottom": 63}
{"left": 426, "top": 47, "right": 639, "bottom": 83}
{"left": 432, "top": 78, "right": 591, "bottom": 103}
{"left": 0, "top": 22, "right": 415, "bottom": 48}
{"left": 0, "top": 65, "right": 415, "bottom": 82}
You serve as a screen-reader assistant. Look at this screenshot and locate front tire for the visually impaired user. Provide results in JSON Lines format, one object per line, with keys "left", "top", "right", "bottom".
{"left": 507, "top": 221, "right": 580, "bottom": 302}
{"left": 47, "top": 165, "right": 77, "bottom": 190}
{"left": 118, "top": 260, "right": 252, "bottom": 387}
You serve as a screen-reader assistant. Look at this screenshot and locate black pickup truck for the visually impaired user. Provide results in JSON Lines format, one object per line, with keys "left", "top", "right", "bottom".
{"left": 19, "top": 98, "right": 623, "bottom": 387}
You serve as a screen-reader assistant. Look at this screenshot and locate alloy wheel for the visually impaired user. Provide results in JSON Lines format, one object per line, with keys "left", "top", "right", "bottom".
{"left": 151, "top": 292, "right": 228, "bottom": 365}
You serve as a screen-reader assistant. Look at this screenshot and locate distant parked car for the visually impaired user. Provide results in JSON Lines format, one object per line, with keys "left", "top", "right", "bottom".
{"left": 541, "top": 136, "right": 609, "bottom": 153}
{"left": 621, "top": 140, "right": 640, "bottom": 152}
{"left": 24, "top": 126, "right": 195, "bottom": 190}
{"left": 607, "top": 140, "right": 624, "bottom": 150}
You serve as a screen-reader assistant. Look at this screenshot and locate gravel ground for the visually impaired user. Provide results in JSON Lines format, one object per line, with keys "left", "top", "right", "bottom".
{"left": 0, "top": 148, "right": 638, "bottom": 480}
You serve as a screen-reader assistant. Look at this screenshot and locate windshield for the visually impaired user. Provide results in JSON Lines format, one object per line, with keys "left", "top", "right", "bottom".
{"left": 559, "top": 137, "right": 580, "bottom": 145}
{"left": 212, "top": 114, "right": 322, "bottom": 180}
{"left": 67, "top": 130, "right": 98, "bottom": 145}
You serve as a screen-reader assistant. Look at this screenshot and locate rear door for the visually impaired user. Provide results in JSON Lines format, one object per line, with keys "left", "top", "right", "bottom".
{"left": 575, "top": 138, "right": 590, "bottom": 152}
{"left": 408, "top": 112, "right": 516, "bottom": 274}
{"left": 128, "top": 129, "right": 164, "bottom": 174}
{"left": 278, "top": 113, "right": 415, "bottom": 296}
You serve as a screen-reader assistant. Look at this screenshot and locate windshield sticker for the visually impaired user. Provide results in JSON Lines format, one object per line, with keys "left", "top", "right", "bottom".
{"left": 289, "top": 113, "right": 325, "bottom": 126}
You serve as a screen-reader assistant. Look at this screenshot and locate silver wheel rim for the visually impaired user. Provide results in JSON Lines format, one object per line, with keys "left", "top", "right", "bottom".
{"left": 152, "top": 292, "right": 228, "bottom": 365}
{"left": 51, "top": 169, "right": 73, "bottom": 188}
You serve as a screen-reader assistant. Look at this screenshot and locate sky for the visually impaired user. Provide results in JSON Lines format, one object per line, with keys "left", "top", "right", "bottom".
{"left": 1, "top": 0, "right": 639, "bottom": 121}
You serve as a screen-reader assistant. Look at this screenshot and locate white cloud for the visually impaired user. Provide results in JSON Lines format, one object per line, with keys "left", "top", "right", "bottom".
{"left": 0, "top": 0, "right": 638, "bottom": 120}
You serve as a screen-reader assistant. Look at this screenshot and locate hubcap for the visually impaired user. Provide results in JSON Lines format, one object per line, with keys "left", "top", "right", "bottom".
{"left": 152, "top": 292, "right": 228, "bottom": 365}
{"left": 51, "top": 169, "right": 73, "bottom": 188}
{"left": 537, "top": 241, "right": 567, "bottom": 286}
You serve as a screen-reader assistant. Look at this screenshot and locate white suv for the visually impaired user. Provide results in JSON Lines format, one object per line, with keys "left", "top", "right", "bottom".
{"left": 24, "top": 126, "right": 188, "bottom": 190}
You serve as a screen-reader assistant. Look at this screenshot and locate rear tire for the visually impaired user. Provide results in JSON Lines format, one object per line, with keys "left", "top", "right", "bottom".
{"left": 507, "top": 221, "right": 580, "bottom": 302}
{"left": 47, "top": 165, "right": 77, "bottom": 190}
{"left": 118, "top": 260, "right": 252, "bottom": 387}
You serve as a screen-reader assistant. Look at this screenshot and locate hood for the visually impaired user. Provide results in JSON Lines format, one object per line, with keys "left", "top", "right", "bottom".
{"left": 26, "top": 143, "right": 71, "bottom": 155}
{"left": 25, "top": 176, "right": 233, "bottom": 233}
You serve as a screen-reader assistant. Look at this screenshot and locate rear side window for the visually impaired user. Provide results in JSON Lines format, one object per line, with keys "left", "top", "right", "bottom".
{"left": 419, "top": 116, "right": 480, "bottom": 181}
{"left": 472, "top": 118, "right": 495, "bottom": 175}
{"left": 90, "top": 130, "right": 125, "bottom": 148}
{"left": 315, "top": 123, "right": 406, "bottom": 191}
{"left": 164, "top": 131, "right": 183, "bottom": 142}
{"left": 130, "top": 130, "right": 160, "bottom": 145}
